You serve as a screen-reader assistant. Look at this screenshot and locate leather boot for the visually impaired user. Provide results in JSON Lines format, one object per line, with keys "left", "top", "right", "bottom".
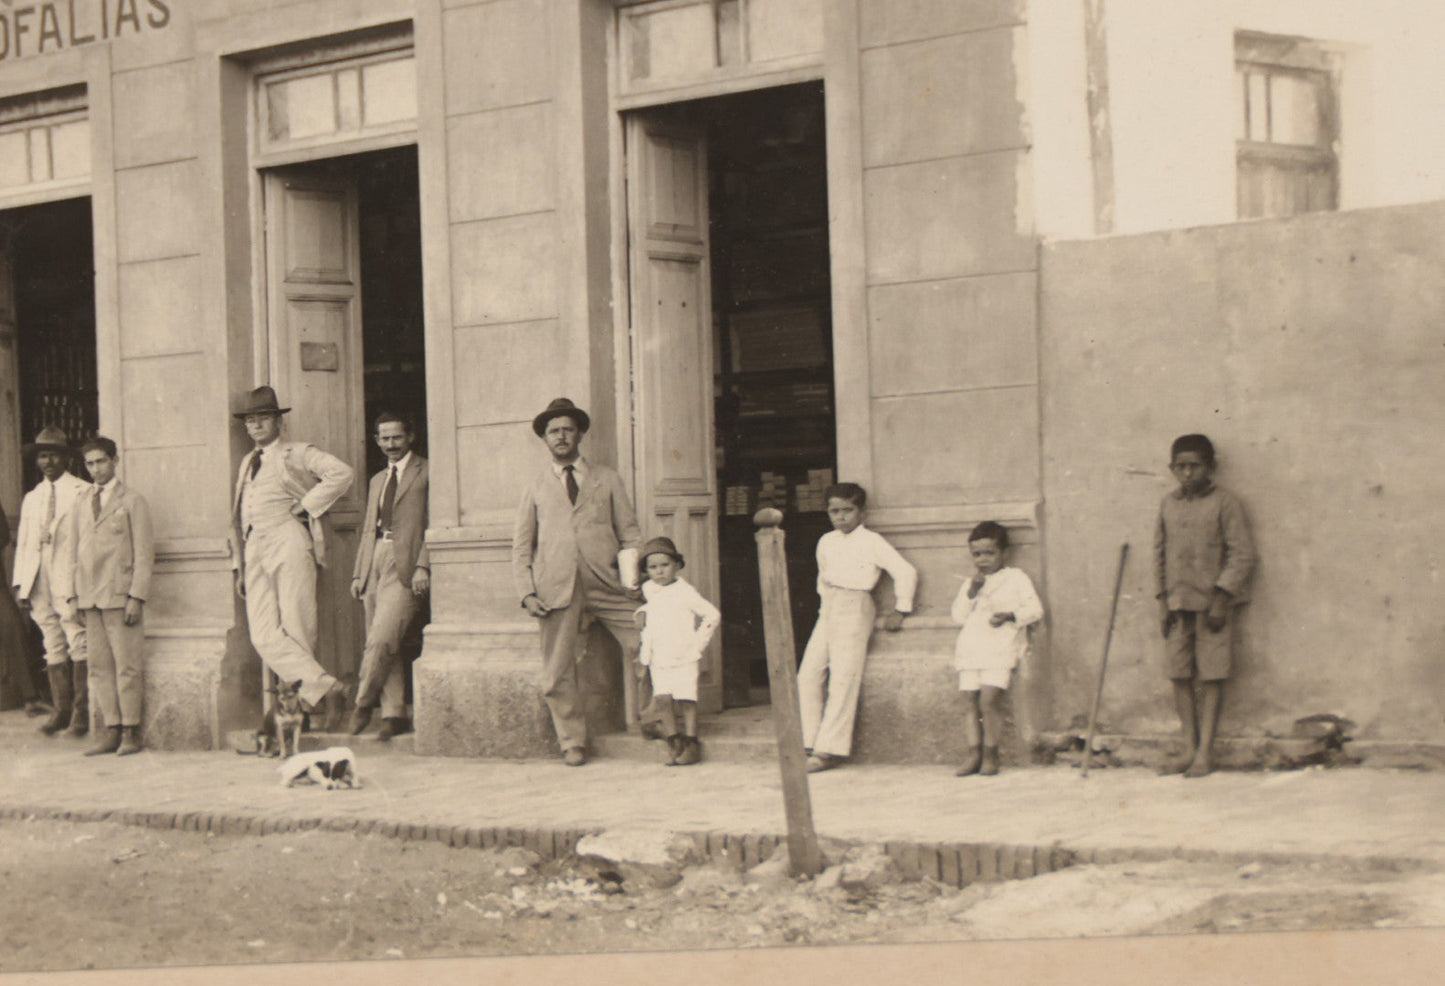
{"left": 117, "top": 725, "right": 143, "bottom": 756}
{"left": 39, "top": 663, "right": 73, "bottom": 735}
{"left": 66, "top": 661, "right": 89, "bottom": 736}
{"left": 85, "top": 726, "right": 122, "bottom": 756}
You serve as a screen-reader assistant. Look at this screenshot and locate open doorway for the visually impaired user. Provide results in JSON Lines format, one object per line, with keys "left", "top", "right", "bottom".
{"left": 0, "top": 196, "right": 96, "bottom": 711}
{"left": 259, "top": 145, "right": 425, "bottom": 706}
{"left": 625, "top": 82, "right": 834, "bottom": 712}
{"left": 9, "top": 197, "right": 97, "bottom": 490}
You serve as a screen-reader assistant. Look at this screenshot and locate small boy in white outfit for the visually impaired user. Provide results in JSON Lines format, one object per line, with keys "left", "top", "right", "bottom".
{"left": 951, "top": 521, "right": 1043, "bottom": 777}
{"left": 635, "top": 536, "right": 720, "bottom": 766}
{"left": 799, "top": 483, "right": 917, "bottom": 773}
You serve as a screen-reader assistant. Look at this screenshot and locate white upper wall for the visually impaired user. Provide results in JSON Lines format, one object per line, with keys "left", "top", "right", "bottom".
{"left": 1028, "top": 0, "right": 1445, "bottom": 237}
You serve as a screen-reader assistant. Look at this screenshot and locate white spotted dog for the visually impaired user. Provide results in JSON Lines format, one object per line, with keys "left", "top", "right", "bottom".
{"left": 278, "top": 746, "right": 362, "bottom": 790}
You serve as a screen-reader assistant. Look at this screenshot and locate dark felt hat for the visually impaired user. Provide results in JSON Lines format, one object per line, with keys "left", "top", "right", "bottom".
{"left": 639, "top": 535, "right": 685, "bottom": 570}
{"left": 233, "top": 385, "right": 291, "bottom": 419}
{"left": 22, "top": 426, "right": 73, "bottom": 456}
{"left": 532, "top": 397, "right": 590, "bottom": 437}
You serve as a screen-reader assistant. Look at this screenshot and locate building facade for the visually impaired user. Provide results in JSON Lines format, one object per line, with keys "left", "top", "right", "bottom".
{"left": 0, "top": 0, "right": 1439, "bottom": 759}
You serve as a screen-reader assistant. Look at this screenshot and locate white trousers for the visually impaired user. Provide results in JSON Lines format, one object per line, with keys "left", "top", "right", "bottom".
{"left": 29, "top": 561, "right": 85, "bottom": 668}
{"left": 243, "top": 523, "right": 335, "bottom": 708}
{"left": 797, "top": 587, "right": 875, "bottom": 758}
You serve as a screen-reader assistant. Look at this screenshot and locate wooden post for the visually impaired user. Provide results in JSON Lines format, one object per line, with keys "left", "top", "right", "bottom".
{"left": 753, "top": 508, "right": 823, "bottom": 877}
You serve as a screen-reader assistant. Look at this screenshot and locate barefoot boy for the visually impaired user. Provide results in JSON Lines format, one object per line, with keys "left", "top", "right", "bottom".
{"left": 1154, "top": 434, "right": 1255, "bottom": 778}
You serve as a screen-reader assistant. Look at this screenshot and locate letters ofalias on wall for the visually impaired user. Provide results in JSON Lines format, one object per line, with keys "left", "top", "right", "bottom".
{"left": 0, "top": 0, "right": 171, "bottom": 61}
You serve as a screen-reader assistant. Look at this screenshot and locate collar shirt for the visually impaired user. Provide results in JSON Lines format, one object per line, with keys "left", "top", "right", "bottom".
{"left": 382, "top": 451, "right": 413, "bottom": 484}
{"left": 638, "top": 576, "right": 722, "bottom": 669}
{"left": 815, "top": 524, "right": 918, "bottom": 612}
{"left": 241, "top": 441, "right": 300, "bottom": 532}
{"left": 93, "top": 479, "right": 115, "bottom": 513}
{"left": 550, "top": 456, "right": 587, "bottom": 495}
{"left": 1154, "top": 483, "right": 1255, "bottom": 611}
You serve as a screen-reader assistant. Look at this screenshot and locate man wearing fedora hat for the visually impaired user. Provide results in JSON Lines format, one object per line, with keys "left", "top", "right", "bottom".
{"left": 512, "top": 397, "right": 643, "bottom": 766}
{"left": 229, "top": 386, "right": 355, "bottom": 719}
{"left": 12, "top": 426, "right": 91, "bottom": 736}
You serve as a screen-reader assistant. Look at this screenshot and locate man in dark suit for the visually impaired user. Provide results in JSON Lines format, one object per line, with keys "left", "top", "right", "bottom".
{"left": 348, "top": 412, "right": 429, "bottom": 740}
{"left": 512, "top": 398, "right": 642, "bottom": 766}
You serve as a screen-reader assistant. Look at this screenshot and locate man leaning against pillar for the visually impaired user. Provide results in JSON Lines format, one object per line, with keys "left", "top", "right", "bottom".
{"left": 512, "top": 398, "right": 643, "bottom": 767}
{"left": 228, "top": 386, "right": 355, "bottom": 724}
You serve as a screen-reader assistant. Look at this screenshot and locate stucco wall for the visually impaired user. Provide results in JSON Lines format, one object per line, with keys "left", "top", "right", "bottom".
{"left": 1027, "top": 0, "right": 1445, "bottom": 237}
{"left": 1039, "top": 200, "right": 1445, "bottom": 743}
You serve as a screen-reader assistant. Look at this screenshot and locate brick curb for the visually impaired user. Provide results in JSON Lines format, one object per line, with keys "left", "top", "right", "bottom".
{"left": 0, "top": 803, "right": 1433, "bottom": 887}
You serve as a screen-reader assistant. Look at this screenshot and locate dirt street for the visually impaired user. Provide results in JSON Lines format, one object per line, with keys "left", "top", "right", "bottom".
{"left": 1, "top": 816, "right": 1441, "bottom": 975}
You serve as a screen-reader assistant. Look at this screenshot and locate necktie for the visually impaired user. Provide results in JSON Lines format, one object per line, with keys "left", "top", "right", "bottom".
{"left": 249, "top": 450, "right": 263, "bottom": 480}
{"left": 92, "top": 487, "right": 102, "bottom": 520}
{"left": 564, "top": 465, "right": 578, "bottom": 505}
{"left": 378, "top": 465, "right": 397, "bottom": 533}
{"left": 41, "top": 482, "right": 55, "bottom": 544}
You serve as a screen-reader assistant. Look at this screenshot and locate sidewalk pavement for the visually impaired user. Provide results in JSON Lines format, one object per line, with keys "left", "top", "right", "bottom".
{"left": 2, "top": 711, "right": 1442, "bottom": 873}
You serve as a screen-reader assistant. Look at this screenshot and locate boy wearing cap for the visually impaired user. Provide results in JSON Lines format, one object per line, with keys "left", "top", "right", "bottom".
{"left": 229, "top": 386, "right": 355, "bottom": 722}
{"left": 512, "top": 397, "right": 643, "bottom": 767}
{"left": 13, "top": 426, "right": 91, "bottom": 737}
{"left": 634, "top": 536, "right": 720, "bottom": 766}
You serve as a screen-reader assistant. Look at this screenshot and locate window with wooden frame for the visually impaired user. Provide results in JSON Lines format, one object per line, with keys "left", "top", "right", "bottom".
{"left": 1236, "top": 32, "right": 1340, "bottom": 219}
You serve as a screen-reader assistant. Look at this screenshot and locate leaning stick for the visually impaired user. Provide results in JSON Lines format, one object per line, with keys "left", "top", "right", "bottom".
{"left": 1082, "top": 542, "right": 1130, "bottom": 778}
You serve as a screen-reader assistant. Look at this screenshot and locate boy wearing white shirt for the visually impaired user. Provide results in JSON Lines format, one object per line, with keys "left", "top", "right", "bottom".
{"left": 799, "top": 483, "right": 917, "bottom": 773}
{"left": 634, "top": 536, "right": 720, "bottom": 766}
{"left": 950, "top": 521, "right": 1043, "bottom": 776}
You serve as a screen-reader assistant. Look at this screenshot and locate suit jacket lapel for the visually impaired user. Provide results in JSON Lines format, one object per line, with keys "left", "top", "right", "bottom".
{"left": 94, "top": 481, "right": 125, "bottom": 525}
{"left": 396, "top": 455, "right": 423, "bottom": 504}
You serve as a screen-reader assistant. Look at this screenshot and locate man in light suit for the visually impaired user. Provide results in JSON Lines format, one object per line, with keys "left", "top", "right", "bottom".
{"left": 12, "top": 426, "right": 90, "bottom": 737}
{"left": 56, "top": 437, "right": 153, "bottom": 756}
{"left": 229, "top": 386, "right": 355, "bottom": 720}
{"left": 348, "top": 411, "right": 429, "bottom": 741}
{"left": 512, "top": 398, "right": 642, "bottom": 766}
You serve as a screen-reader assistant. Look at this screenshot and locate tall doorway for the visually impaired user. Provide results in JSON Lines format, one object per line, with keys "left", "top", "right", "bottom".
{"left": 0, "top": 197, "right": 97, "bottom": 710}
{"left": 626, "top": 82, "right": 834, "bottom": 712}
{"left": 261, "top": 145, "right": 426, "bottom": 691}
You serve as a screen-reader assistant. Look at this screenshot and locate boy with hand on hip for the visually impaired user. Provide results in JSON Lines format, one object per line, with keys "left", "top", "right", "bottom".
{"left": 1155, "top": 434, "right": 1255, "bottom": 778}
{"left": 798, "top": 482, "right": 917, "bottom": 773}
{"left": 634, "top": 536, "right": 720, "bottom": 766}
{"left": 950, "top": 521, "right": 1043, "bottom": 777}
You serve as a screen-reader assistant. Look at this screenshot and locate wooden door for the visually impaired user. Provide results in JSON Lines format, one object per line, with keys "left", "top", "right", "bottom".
{"left": 0, "top": 222, "right": 21, "bottom": 528}
{"left": 625, "top": 113, "right": 723, "bottom": 714}
{"left": 263, "top": 170, "right": 366, "bottom": 681}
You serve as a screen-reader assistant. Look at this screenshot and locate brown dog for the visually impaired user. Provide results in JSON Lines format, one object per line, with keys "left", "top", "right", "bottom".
{"left": 252, "top": 680, "right": 306, "bottom": 758}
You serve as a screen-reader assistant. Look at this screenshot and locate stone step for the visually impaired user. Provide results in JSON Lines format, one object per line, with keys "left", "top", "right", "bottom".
{"left": 590, "top": 729, "right": 777, "bottom": 764}
{"left": 225, "top": 726, "right": 414, "bottom": 757}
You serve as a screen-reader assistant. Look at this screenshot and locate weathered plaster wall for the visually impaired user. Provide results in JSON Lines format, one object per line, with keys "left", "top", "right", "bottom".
{"left": 1027, "top": 0, "right": 1445, "bottom": 237}
{"left": 1039, "top": 201, "right": 1445, "bottom": 743}
{"left": 849, "top": 0, "right": 1049, "bottom": 757}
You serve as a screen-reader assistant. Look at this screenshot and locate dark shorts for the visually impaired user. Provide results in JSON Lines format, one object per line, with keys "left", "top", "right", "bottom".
{"left": 1165, "top": 610, "right": 1232, "bottom": 682}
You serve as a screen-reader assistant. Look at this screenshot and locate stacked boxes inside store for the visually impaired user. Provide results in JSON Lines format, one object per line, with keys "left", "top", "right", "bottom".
{"left": 724, "top": 468, "right": 833, "bottom": 516}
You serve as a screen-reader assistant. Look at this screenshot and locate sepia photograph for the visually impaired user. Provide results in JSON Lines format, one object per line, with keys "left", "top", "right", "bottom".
{"left": 0, "top": 1, "right": 1441, "bottom": 983}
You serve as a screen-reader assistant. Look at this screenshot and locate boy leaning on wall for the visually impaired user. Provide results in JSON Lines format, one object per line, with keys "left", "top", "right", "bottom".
{"left": 1154, "top": 433, "right": 1256, "bottom": 778}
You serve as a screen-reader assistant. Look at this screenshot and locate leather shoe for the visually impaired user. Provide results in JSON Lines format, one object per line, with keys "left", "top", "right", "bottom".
{"left": 562, "top": 746, "right": 587, "bottom": 767}
{"left": 378, "top": 717, "right": 411, "bottom": 741}
{"left": 805, "top": 754, "right": 838, "bottom": 774}
{"left": 348, "top": 707, "right": 373, "bottom": 736}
